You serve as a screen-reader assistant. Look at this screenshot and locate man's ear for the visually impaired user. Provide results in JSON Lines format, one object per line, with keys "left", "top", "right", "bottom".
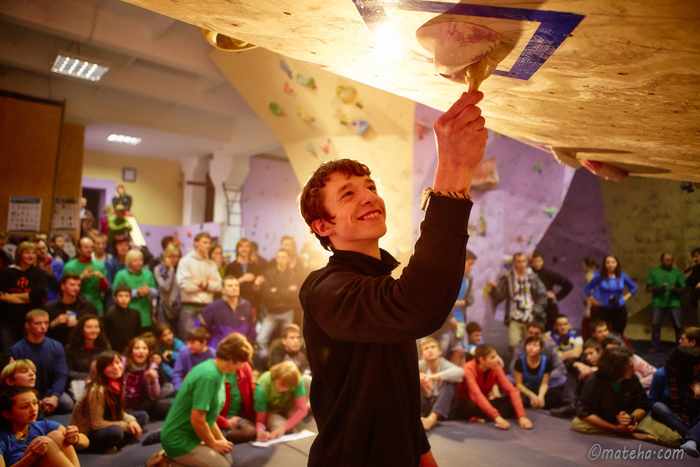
{"left": 311, "top": 219, "right": 332, "bottom": 238}
{"left": 1, "top": 410, "right": 12, "bottom": 421}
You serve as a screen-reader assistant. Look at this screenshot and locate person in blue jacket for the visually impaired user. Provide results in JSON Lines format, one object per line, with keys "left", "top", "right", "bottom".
{"left": 585, "top": 255, "right": 637, "bottom": 336}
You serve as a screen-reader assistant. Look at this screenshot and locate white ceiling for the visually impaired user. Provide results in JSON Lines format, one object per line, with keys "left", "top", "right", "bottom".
{"left": 0, "top": 0, "right": 283, "bottom": 162}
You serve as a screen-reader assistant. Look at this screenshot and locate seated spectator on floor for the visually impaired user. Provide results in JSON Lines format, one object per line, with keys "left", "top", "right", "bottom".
{"left": 601, "top": 337, "right": 656, "bottom": 392}
{"left": 216, "top": 351, "right": 256, "bottom": 444}
{"left": 102, "top": 285, "right": 142, "bottom": 354}
{"left": 0, "top": 242, "right": 48, "bottom": 352}
{"left": 514, "top": 336, "right": 563, "bottom": 409}
{"left": 113, "top": 249, "right": 157, "bottom": 330}
{"left": 454, "top": 344, "right": 532, "bottom": 430}
{"left": 255, "top": 361, "right": 308, "bottom": 442}
{"left": 65, "top": 315, "right": 111, "bottom": 384}
{"left": 62, "top": 237, "right": 109, "bottom": 315}
{"left": 509, "top": 321, "right": 567, "bottom": 389}
{"left": 270, "top": 324, "right": 308, "bottom": 373}
{"left": 90, "top": 233, "right": 112, "bottom": 267}
{"left": 71, "top": 350, "right": 147, "bottom": 454}
{"left": 105, "top": 235, "right": 129, "bottom": 287}
{"left": 50, "top": 235, "right": 70, "bottom": 265}
{"left": 154, "top": 244, "right": 181, "bottom": 332}
{"left": 589, "top": 319, "right": 625, "bottom": 347}
{"left": 582, "top": 339, "right": 603, "bottom": 369}
{"left": 45, "top": 274, "right": 98, "bottom": 346}
{"left": 649, "top": 346, "right": 700, "bottom": 457}
{"left": 680, "top": 327, "right": 700, "bottom": 349}
{"left": 546, "top": 314, "right": 583, "bottom": 362}
{"left": 572, "top": 347, "right": 680, "bottom": 446}
{"left": 0, "top": 360, "right": 46, "bottom": 422}
{"left": 172, "top": 327, "right": 216, "bottom": 392}
{"left": 418, "top": 337, "right": 464, "bottom": 431}
{"left": 0, "top": 386, "right": 88, "bottom": 466}
{"left": 194, "top": 276, "right": 256, "bottom": 349}
{"left": 122, "top": 334, "right": 170, "bottom": 421}
{"left": 9, "top": 310, "right": 73, "bottom": 415}
{"left": 34, "top": 239, "right": 62, "bottom": 303}
{"left": 161, "top": 333, "right": 253, "bottom": 467}
{"left": 153, "top": 322, "right": 184, "bottom": 382}
{"left": 257, "top": 250, "right": 302, "bottom": 361}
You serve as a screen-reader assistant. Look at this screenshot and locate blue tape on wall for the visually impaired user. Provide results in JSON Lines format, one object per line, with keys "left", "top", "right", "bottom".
{"left": 351, "top": 0, "right": 585, "bottom": 81}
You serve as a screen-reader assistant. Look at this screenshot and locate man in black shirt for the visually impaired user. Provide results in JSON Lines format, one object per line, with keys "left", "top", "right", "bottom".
{"left": 44, "top": 273, "right": 98, "bottom": 346}
{"left": 298, "top": 92, "right": 487, "bottom": 467}
{"left": 531, "top": 250, "right": 573, "bottom": 332}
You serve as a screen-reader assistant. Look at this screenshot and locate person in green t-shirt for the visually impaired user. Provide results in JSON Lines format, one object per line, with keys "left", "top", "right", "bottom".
{"left": 647, "top": 252, "right": 686, "bottom": 352}
{"left": 112, "top": 249, "right": 157, "bottom": 328}
{"left": 160, "top": 333, "right": 253, "bottom": 467}
{"left": 62, "top": 237, "right": 109, "bottom": 315}
{"left": 254, "top": 361, "right": 308, "bottom": 442}
{"left": 107, "top": 204, "right": 132, "bottom": 244}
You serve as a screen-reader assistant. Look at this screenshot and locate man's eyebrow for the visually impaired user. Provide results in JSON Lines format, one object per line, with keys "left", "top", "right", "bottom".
{"left": 336, "top": 178, "right": 376, "bottom": 196}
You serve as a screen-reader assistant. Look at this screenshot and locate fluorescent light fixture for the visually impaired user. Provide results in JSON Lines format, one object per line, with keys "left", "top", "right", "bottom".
{"left": 51, "top": 52, "right": 109, "bottom": 81}
{"left": 108, "top": 134, "right": 142, "bottom": 145}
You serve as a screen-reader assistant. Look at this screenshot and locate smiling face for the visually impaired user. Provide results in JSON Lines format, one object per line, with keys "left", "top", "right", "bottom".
{"left": 103, "top": 356, "right": 124, "bottom": 380}
{"left": 20, "top": 248, "right": 36, "bottom": 268}
{"left": 237, "top": 241, "right": 251, "bottom": 260}
{"left": 592, "top": 325, "right": 609, "bottom": 343}
{"left": 82, "top": 318, "right": 101, "bottom": 342}
{"left": 311, "top": 173, "right": 387, "bottom": 257}
{"left": 131, "top": 340, "right": 149, "bottom": 364}
{"left": 3, "top": 392, "right": 39, "bottom": 425}
{"left": 129, "top": 254, "right": 143, "bottom": 272}
{"left": 77, "top": 238, "right": 94, "bottom": 259}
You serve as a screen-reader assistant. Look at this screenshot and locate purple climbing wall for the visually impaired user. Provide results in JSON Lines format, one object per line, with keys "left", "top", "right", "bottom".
{"left": 413, "top": 103, "right": 574, "bottom": 337}
{"left": 536, "top": 169, "right": 612, "bottom": 331}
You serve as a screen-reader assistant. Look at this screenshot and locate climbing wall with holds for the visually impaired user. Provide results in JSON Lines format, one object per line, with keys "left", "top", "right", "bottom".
{"left": 413, "top": 104, "right": 574, "bottom": 336}
{"left": 240, "top": 156, "right": 310, "bottom": 260}
{"left": 212, "top": 47, "right": 416, "bottom": 266}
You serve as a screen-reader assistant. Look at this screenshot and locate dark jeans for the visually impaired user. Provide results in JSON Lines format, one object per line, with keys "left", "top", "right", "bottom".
{"left": 521, "top": 386, "right": 563, "bottom": 410}
{"left": 128, "top": 399, "right": 171, "bottom": 421}
{"left": 544, "top": 299, "right": 560, "bottom": 333}
{"left": 453, "top": 396, "right": 517, "bottom": 421}
{"left": 651, "top": 307, "right": 682, "bottom": 349}
{"left": 651, "top": 402, "right": 700, "bottom": 443}
{"left": 86, "top": 410, "right": 149, "bottom": 452}
{"left": 420, "top": 383, "right": 457, "bottom": 419}
{"left": 597, "top": 305, "right": 627, "bottom": 336}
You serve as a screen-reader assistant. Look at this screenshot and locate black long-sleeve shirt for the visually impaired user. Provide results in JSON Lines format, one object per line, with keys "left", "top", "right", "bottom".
{"left": 300, "top": 196, "right": 471, "bottom": 467}
{"left": 0, "top": 266, "right": 48, "bottom": 323}
{"left": 533, "top": 266, "right": 573, "bottom": 301}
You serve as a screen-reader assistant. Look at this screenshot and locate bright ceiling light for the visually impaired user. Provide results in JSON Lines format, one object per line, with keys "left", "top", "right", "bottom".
{"left": 108, "top": 134, "right": 142, "bottom": 145}
{"left": 51, "top": 52, "right": 109, "bottom": 81}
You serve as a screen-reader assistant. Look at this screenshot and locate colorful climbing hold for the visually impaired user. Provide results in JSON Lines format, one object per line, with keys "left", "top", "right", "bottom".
{"left": 320, "top": 140, "right": 330, "bottom": 154}
{"left": 283, "top": 82, "right": 293, "bottom": 94}
{"left": 533, "top": 163, "right": 543, "bottom": 174}
{"left": 298, "top": 106, "right": 315, "bottom": 124}
{"left": 544, "top": 207, "right": 556, "bottom": 218}
{"left": 336, "top": 85, "right": 357, "bottom": 104}
{"left": 356, "top": 120, "right": 369, "bottom": 135}
{"left": 280, "top": 60, "right": 292, "bottom": 79}
{"left": 296, "top": 73, "right": 316, "bottom": 89}
{"left": 478, "top": 214, "right": 487, "bottom": 237}
{"left": 306, "top": 142, "right": 317, "bottom": 157}
{"left": 269, "top": 102, "right": 284, "bottom": 116}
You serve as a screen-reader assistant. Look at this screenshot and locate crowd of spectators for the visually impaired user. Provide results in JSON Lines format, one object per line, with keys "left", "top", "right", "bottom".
{"left": 0, "top": 224, "right": 698, "bottom": 464}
